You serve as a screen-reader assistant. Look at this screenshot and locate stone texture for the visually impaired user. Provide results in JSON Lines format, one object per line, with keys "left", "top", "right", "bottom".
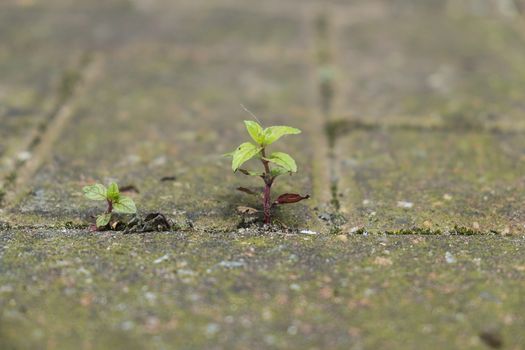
{"left": 1, "top": 1, "right": 525, "bottom": 348}
{"left": 332, "top": 0, "right": 525, "bottom": 233}
{"left": 1, "top": 229, "right": 524, "bottom": 349}
{"left": 1, "top": 0, "right": 326, "bottom": 231}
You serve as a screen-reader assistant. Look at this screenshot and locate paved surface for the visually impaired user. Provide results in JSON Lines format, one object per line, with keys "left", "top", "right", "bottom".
{"left": 0, "top": 0, "right": 524, "bottom": 349}
{"left": 1, "top": 230, "right": 524, "bottom": 349}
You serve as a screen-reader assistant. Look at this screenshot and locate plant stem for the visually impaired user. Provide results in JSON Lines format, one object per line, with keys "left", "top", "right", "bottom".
{"left": 106, "top": 199, "right": 113, "bottom": 214}
{"left": 261, "top": 147, "right": 272, "bottom": 224}
{"left": 263, "top": 182, "right": 272, "bottom": 224}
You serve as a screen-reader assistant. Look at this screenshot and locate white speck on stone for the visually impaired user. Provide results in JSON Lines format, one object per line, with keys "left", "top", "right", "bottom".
{"left": 264, "top": 335, "right": 277, "bottom": 345}
{"left": 0, "top": 285, "right": 14, "bottom": 293}
{"left": 287, "top": 324, "right": 298, "bottom": 335}
{"left": 151, "top": 155, "right": 167, "bottom": 167}
{"left": 362, "top": 199, "right": 371, "bottom": 205}
{"left": 144, "top": 292, "right": 157, "bottom": 302}
{"left": 300, "top": 229, "right": 318, "bottom": 235}
{"left": 443, "top": 194, "right": 453, "bottom": 201}
{"left": 153, "top": 254, "right": 169, "bottom": 264}
{"left": 177, "top": 269, "right": 196, "bottom": 276}
{"left": 205, "top": 323, "right": 220, "bottom": 336}
{"left": 121, "top": 321, "right": 135, "bottom": 331}
{"left": 364, "top": 288, "right": 376, "bottom": 297}
{"left": 397, "top": 201, "right": 414, "bottom": 209}
{"left": 350, "top": 226, "right": 361, "bottom": 233}
{"left": 17, "top": 151, "right": 32, "bottom": 162}
{"left": 445, "top": 252, "right": 457, "bottom": 264}
{"left": 77, "top": 267, "right": 91, "bottom": 275}
{"left": 217, "top": 261, "right": 245, "bottom": 268}
{"left": 289, "top": 283, "right": 301, "bottom": 291}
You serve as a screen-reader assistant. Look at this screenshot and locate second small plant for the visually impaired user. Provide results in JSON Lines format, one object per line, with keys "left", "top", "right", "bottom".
{"left": 83, "top": 182, "right": 137, "bottom": 230}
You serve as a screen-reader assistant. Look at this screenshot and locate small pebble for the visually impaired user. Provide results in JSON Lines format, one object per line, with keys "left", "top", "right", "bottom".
{"left": 397, "top": 201, "right": 414, "bottom": 209}
{"left": 217, "top": 261, "right": 245, "bottom": 268}
{"left": 153, "top": 254, "right": 169, "bottom": 264}
{"left": 445, "top": 252, "right": 457, "bottom": 264}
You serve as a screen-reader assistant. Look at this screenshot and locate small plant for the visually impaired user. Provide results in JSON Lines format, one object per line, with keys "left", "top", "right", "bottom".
{"left": 83, "top": 182, "right": 137, "bottom": 230}
{"left": 226, "top": 118, "right": 309, "bottom": 224}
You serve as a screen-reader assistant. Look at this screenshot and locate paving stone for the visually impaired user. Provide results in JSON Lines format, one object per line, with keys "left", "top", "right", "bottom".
{"left": 333, "top": 1, "right": 525, "bottom": 233}
{"left": 336, "top": 129, "right": 525, "bottom": 233}
{"left": 2, "top": 0, "right": 327, "bottom": 231}
{"left": 335, "top": 1, "right": 525, "bottom": 129}
{"left": 0, "top": 3, "right": 84, "bottom": 191}
{"left": 1, "top": 229, "right": 523, "bottom": 349}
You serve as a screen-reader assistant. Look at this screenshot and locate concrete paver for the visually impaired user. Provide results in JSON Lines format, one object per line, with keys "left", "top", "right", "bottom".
{"left": 332, "top": 1, "right": 525, "bottom": 233}
{"left": 1, "top": 230, "right": 523, "bottom": 349}
{"left": 1, "top": 0, "right": 326, "bottom": 231}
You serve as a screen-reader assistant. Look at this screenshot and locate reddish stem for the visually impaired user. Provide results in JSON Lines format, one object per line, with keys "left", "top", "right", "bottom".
{"left": 106, "top": 199, "right": 113, "bottom": 214}
{"left": 263, "top": 182, "right": 272, "bottom": 224}
{"left": 261, "top": 148, "right": 273, "bottom": 224}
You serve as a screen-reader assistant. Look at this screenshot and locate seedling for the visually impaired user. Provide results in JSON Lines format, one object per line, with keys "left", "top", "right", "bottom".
{"left": 83, "top": 182, "right": 137, "bottom": 230}
{"left": 226, "top": 118, "right": 309, "bottom": 224}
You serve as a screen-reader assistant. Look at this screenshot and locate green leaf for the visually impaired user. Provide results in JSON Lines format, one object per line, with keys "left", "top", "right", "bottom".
{"left": 83, "top": 184, "right": 107, "bottom": 201}
{"left": 262, "top": 125, "right": 301, "bottom": 145}
{"left": 238, "top": 168, "right": 263, "bottom": 177}
{"left": 244, "top": 120, "right": 264, "bottom": 145}
{"left": 231, "top": 142, "right": 262, "bottom": 171}
{"left": 113, "top": 196, "right": 137, "bottom": 214}
{"left": 265, "top": 152, "right": 297, "bottom": 172}
{"left": 106, "top": 182, "right": 120, "bottom": 202}
{"left": 96, "top": 213, "right": 112, "bottom": 228}
{"left": 270, "top": 166, "right": 291, "bottom": 177}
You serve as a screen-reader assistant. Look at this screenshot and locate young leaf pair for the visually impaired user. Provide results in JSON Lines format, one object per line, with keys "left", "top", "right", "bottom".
{"left": 226, "top": 120, "right": 309, "bottom": 224}
{"left": 83, "top": 182, "right": 137, "bottom": 229}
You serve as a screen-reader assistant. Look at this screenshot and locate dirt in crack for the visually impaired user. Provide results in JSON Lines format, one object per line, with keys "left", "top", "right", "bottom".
{"left": 314, "top": 13, "right": 343, "bottom": 215}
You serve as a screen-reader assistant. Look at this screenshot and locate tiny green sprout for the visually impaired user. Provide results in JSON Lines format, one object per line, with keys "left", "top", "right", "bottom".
{"left": 226, "top": 119, "right": 310, "bottom": 224}
{"left": 83, "top": 182, "right": 137, "bottom": 230}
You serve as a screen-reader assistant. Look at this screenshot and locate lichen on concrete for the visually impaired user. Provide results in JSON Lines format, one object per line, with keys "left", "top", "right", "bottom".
{"left": 1, "top": 229, "right": 524, "bottom": 349}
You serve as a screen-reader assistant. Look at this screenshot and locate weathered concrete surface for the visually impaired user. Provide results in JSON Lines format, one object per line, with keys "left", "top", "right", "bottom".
{"left": 2, "top": 1, "right": 523, "bottom": 233}
{"left": 331, "top": 1, "right": 525, "bottom": 233}
{"left": 337, "top": 129, "right": 525, "bottom": 234}
{"left": 0, "top": 0, "right": 327, "bottom": 231}
{"left": 1, "top": 229, "right": 524, "bottom": 350}
{"left": 0, "top": 2, "right": 87, "bottom": 197}
{"left": 1, "top": 0, "right": 525, "bottom": 349}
